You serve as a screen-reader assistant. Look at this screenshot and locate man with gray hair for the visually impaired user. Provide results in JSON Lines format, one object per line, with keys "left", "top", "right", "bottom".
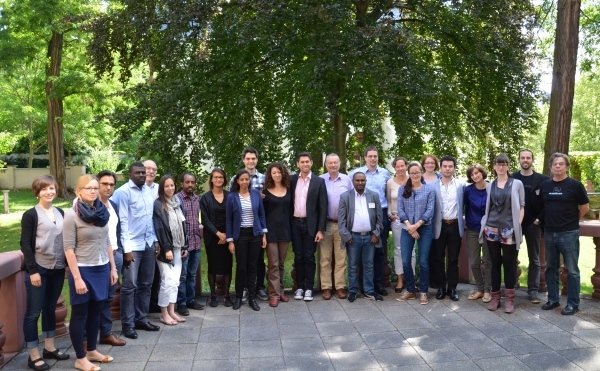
{"left": 319, "top": 153, "right": 352, "bottom": 299}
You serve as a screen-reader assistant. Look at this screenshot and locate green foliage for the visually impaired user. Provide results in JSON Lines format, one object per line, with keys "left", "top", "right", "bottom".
{"left": 89, "top": 0, "right": 540, "bottom": 176}
{"left": 571, "top": 152, "right": 600, "bottom": 190}
{"left": 571, "top": 73, "right": 600, "bottom": 151}
{"left": 86, "top": 148, "right": 124, "bottom": 175}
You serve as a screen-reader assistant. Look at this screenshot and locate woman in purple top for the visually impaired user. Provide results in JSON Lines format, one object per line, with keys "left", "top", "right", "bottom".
{"left": 463, "top": 164, "right": 491, "bottom": 303}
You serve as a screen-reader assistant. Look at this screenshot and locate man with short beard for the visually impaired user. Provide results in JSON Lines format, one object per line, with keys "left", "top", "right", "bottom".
{"left": 512, "top": 149, "right": 548, "bottom": 303}
{"left": 175, "top": 173, "right": 205, "bottom": 315}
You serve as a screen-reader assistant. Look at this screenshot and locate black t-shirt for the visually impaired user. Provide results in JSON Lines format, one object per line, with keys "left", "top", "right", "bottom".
{"left": 540, "top": 177, "right": 589, "bottom": 232}
{"left": 512, "top": 171, "right": 549, "bottom": 227}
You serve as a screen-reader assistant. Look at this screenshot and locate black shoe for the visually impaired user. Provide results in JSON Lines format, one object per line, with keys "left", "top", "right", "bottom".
{"left": 541, "top": 301, "right": 560, "bottom": 310}
{"left": 176, "top": 304, "right": 190, "bottom": 316}
{"left": 135, "top": 321, "right": 160, "bottom": 331}
{"left": 232, "top": 298, "right": 242, "bottom": 310}
{"left": 209, "top": 295, "right": 218, "bottom": 307}
{"left": 435, "top": 288, "right": 446, "bottom": 300}
{"left": 348, "top": 292, "right": 357, "bottom": 302}
{"left": 249, "top": 298, "right": 261, "bottom": 311}
{"left": 122, "top": 327, "right": 138, "bottom": 339}
{"left": 561, "top": 305, "right": 579, "bottom": 315}
{"left": 42, "top": 348, "right": 70, "bottom": 360}
{"left": 375, "top": 287, "right": 388, "bottom": 296}
{"left": 256, "top": 288, "right": 268, "bottom": 301}
{"left": 373, "top": 293, "right": 384, "bottom": 301}
{"left": 188, "top": 301, "right": 205, "bottom": 310}
{"left": 28, "top": 356, "right": 50, "bottom": 371}
{"left": 224, "top": 296, "right": 233, "bottom": 307}
{"left": 448, "top": 289, "right": 459, "bottom": 301}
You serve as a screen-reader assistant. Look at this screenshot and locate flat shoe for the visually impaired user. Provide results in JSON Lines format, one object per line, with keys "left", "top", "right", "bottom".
{"left": 394, "top": 286, "right": 404, "bottom": 293}
{"left": 159, "top": 318, "right": 177, "bottom": 326}
{"left": 75, "top": 361, "right": 101, "bottom": 371}
{"left": 28, "top": 356, "right": 50, "bottom": 371}
{"left": 468, "top": 291, "right": 484, "bottom": 300}
{"left": 87, "top": 354, "right": 114, "bottom": 363}
{"left": 482, "top": 292, "right": 492, "bottom": 303}
{"left": 43, "top": 348, "right": 70, "bottom": 360}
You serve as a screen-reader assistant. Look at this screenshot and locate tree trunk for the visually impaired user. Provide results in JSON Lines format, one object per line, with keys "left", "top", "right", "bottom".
{"left": 331, "top": 105, "right": 347, "bottom": 173}
{"left": 543, "top": 0, "right": 580, "bottom": 175}
{"left": 46, "top": 31, "right": 68, "bottom": 197}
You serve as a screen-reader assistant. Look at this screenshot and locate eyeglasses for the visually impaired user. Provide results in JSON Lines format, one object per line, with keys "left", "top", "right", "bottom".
{"left": 409, "top": 172, "right": 422, "bottom": 176}
{"left": 82, "top": 187, "right": 99, "bottom": 191}
{"left": 100, "top": 182, "right": 115, "bottom": 187}
{"left": 213, "top": 176, "right": 224, "bottom": 179}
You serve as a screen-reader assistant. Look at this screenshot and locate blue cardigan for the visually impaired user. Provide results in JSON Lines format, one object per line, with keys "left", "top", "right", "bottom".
{"left": 225, "top": 189, "right": 268, "bottom": 241}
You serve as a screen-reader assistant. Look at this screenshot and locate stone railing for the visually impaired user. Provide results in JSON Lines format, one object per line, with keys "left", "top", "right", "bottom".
{"left": 0, "top": 252, "right": 27, "bottom": 366}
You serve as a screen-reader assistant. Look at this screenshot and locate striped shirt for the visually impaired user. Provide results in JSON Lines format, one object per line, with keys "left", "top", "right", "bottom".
{"left": 240, "top": 194, "right": 254, "bottom": 227}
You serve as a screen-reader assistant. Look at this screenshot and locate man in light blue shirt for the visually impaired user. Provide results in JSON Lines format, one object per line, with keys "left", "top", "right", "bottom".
{"left": 111, "top": 161, "right": 159, "bottom": 339}
{"left": 350, "top": 146, "right": 391, "bottom": 296}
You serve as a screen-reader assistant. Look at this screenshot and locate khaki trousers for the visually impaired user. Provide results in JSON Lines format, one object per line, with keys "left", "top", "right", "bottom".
{"left": 319, "top": 221, "right": 347, "bottom": 290}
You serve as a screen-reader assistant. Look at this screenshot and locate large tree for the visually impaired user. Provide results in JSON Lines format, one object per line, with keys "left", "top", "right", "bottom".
{"left": 90, "top": 0, "right": 539, "bottom": 176}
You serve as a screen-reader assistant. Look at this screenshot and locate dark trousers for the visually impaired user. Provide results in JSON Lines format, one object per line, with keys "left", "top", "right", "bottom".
{"left": 487, "top": 241, "right": 518, "bottom": 291}
{"left": 70, "top": 300, "right": 103, "bottom": 359}
{"left": 291, "top": 218, "right": 317, "bottom": 291}
{"left": 523, "top": 224, "right": 542, "bottom": 294}
{"left": 23, "top": 266, "right": 65, "bottom": 348}
{"left": 234, "top": 228, "right": 261, "bottom": 298}
{"left": 431, "top": 222, "right": 461, "bottom": 290}
{"left": 374, "top": 208, "right": 389, "bottom": 290}
{"left": 100, "top": 250, "right": 122, "bottom": 337}
{"left": 257, "top": 248, "right": 266, "bottom": 290}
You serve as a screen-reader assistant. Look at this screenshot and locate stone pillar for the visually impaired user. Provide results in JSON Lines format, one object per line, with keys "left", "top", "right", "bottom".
{"left": 54, "top": 295, "right": 68, "bottom": 337}
{"left": 591, "top": 236, "right": 600, "bottom": 300}
{"left": 0, "top": 322, "right": 6, "bottom": 366}
{"left": 0, "top": 252, "right": 27, "bottom": 356}
{"left": 2, "top": 190, "right": 9, "bottom": 214}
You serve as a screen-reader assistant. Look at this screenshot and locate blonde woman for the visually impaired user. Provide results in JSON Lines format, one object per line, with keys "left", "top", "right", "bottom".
{"left": 64, "top": 175, "right": 117, "bottom": 371}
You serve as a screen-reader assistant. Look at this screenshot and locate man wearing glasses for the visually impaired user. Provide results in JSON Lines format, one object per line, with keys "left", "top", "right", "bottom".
{"left": 96, "top": 170, "right": 127, "bottom": 346}
{"left": 111, "top": 162, "right": 160, "bottom": 339}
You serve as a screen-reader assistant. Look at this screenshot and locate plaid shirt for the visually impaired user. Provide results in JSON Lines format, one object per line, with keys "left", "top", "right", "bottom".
{"left": 397, "top": 183, "right": 435, "bottom": 225}
{"left": 229, "top": 170, "right": 265, "bottom": 191}
{"left": 176, "top": 191, "right": 202, "bottom": 251}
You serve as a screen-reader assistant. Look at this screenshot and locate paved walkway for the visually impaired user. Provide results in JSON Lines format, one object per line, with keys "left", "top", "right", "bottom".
{"left": 4, "top": 284, "right": 600, "bottom": 370}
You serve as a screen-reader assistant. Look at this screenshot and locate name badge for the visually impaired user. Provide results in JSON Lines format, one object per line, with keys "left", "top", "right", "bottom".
{"left": 368, "top": 202, "right": 376, "bottom": 208}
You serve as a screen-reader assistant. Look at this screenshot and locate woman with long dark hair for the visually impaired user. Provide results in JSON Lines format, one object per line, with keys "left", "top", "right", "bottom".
{"left": 263, "top": 162, "right": 292, "bottom": 307}
{"left": 21, "top": 175, "right": 70, "bottom": 371}
{"left": 386, "top": 156, "right": 413, "bottom": 293}
{"left": 200, "top": 168, "right": 233, "bottom": 307}
{"left": 64, "top": 175, "right": 117, "bottom": 371}
{"left": 226, "top": 169, "right": 268, "bottom": 311}
{"left": 480, "top": 154, "right": 524, "bottom": 313}
{"left": 396, "top": 162, "right": 435, "bottom": 305}
{"left": 153, "top": 175, "right": 188, "bottom": 325}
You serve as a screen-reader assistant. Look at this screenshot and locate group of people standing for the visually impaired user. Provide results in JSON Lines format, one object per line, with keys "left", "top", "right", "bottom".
{"left": 19, "top": 146, "right": 589, "bottom": 371}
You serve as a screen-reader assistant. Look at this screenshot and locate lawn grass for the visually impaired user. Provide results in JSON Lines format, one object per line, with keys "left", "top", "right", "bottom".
{"left": 1, "top": 188, "right": 597, "bottom": 300}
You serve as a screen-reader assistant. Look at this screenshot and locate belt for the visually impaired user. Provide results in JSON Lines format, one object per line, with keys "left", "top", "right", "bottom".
{"left": 292, "top": 217, "right": 307, "bottom": 221}
{"left": 328, "top": 218, "right": 337, "bottom": 223}
{"left": 443, "top": 219, "right": 458, "bottom": 225}
{"left": 352, "top": 231, "right": 371, "bottom": 236}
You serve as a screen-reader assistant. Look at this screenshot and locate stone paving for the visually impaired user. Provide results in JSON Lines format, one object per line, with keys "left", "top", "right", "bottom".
{"left": 4, "top": 284, "right": 600, "bottom": 370}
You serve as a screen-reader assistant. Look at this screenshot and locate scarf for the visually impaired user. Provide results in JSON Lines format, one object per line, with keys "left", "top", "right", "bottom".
{"left": 166, "top": 197, "right": 186, "bottom": 249}
{"left": 75, "top": 198, "right": 110, "bottom": 227}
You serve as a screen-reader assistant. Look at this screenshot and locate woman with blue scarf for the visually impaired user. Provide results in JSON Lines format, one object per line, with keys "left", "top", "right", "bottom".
{"left": 64, "top": 175, "right": 117, "bottom": 371}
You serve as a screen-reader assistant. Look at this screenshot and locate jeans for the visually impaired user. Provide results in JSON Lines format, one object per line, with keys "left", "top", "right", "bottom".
{"left": 466, "top": 229, "right": 491, "bottom": 292}
{"left": 347, "top": 233, "right": 376, "bottom": 295}
{"left": 545, "top": 229, "right": 580, "bottom": 308}
{"left": 401, "top": 224, "right": 433, "bottom": 293}
{"left": 100, "top": 249, "right": 123, "bottom": 337}
{"left": 291, "top": 218, "right": 317, "bottom": 291}
{"left": 523, "top": 223, "right": 542, "bottom": 294}
{"left": 177, "top": 249, "right": 201, "bottom": 306}
{"left": 121, "top": 244, "right": 156, "bottom": 329}
{"left": 234, "top": 228, "right": 261, "bottom": 298}
{"left": 431, "top": 222, "right": 462, "bottom": 290}
{"left": 391, "top": 220, "right": 416, "bottom": 275}
{"left": 23, "top": 266, "right": 65, "bottom": 348}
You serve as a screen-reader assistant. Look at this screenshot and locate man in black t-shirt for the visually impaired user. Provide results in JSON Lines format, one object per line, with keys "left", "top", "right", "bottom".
{"left": 539, "top": 153, "right": 589, "bottom": 315}
{"left": 512, "top": 149, "right": 548, "bottom": 303}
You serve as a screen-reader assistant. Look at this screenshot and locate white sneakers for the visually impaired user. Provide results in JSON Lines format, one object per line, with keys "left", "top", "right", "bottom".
{"left": 294, "top": 289, "right": 304, "bottom": 300}
{"left": 303, "top": 290, "right": 313, "bottom": 301}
